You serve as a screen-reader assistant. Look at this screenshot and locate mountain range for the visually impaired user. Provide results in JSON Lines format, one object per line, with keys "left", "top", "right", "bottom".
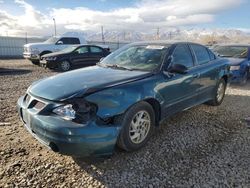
{"left": 84, "top": 28, "right": 250, "bottom": 44}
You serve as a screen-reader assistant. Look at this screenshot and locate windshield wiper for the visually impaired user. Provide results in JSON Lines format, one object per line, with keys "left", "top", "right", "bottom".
{"left": 105, "top": 64, "right": 133, "bottom": 71}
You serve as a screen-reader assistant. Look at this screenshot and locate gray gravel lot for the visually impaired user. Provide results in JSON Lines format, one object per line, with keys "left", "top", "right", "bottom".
{"left": 0, "top": 59, "right": 250, "bottom": 187}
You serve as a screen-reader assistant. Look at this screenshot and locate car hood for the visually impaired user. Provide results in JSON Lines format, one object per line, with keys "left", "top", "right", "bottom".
{"left": 24, "top": 43, "right": 46, "bottom": 48}
{"left": 227, "top": 58, "right": 247, "bottom": 66}
{"left": 42, "top": 51, "right": 70, "bottom": 57}
{"left": 28, "top": 66, "right": 152, "bottom": 101}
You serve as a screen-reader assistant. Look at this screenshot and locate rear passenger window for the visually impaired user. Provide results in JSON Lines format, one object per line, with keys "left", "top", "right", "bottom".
{"left": 191, "top": 44, "right": 210, "bottom": 65}
{"left": 90, "top": 46, "right": 103, "bottom": 53}
{"left": 69, "top": 38, "right": 80, "bottom": 44}
{"left": 59, "top": 37, "right": 80, "bottom": 45}
{"left": 172, "top": 44, "right": 194, "bottom": 68}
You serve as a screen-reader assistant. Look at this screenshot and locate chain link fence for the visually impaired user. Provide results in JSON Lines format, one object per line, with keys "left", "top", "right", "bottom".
{"left": 0, "top": 36, "right": 129, "bottom": 59}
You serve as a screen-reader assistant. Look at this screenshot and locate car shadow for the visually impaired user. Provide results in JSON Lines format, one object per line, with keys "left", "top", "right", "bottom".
{"left": 0, "top": 68, "right": 31, "bottom": 76}
{"left": 71, "top": 93, "right": 250, "bottom": 186}
{"left": 229, "top": 81, "right": 250, "bottom": 91}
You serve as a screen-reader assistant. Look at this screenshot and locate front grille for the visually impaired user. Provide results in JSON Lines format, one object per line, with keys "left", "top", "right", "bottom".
{"left": 24, "top": 94, "right": 31, "bottom": 105}
{"left": 24, "top": 47, "right": 29, "bottom": 53}
{"left": 33, "top": 101, "right": 46, "bottom": 110}
{"left": 23, "top": 94, "right": 46, "bottom": 111}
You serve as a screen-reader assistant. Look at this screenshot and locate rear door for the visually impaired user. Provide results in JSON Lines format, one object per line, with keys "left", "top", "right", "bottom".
{"left": 159, "top": 44, "right": 202, "bottom": 116}
{"left": 89, "top": 46, "right": 105, "bottom": 63}
{"left": 189, "top": 44, "right": 218, "bottom": 102}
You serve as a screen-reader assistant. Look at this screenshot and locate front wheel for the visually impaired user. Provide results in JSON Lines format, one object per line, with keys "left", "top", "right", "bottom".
{"left": 207, "top": 78, "right": 226, "bottom": 106}
{"left": 59, "top": 60, "right": 71, "bottom": 71}
{"left": 117, "top": 101, "right": 155, "bottom": 151}
{"left": 30, "top": 60, "right": 39, "bottom": 65}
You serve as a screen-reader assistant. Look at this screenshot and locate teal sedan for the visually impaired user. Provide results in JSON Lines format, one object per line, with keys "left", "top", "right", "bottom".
{"left": 17, "top": 41, "right": 231, "bottom": 157}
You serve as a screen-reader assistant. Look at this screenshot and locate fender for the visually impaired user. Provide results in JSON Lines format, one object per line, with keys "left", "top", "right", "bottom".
{"left": 217, "top": 59, "right": 231, "bottom": 81}
{"left": 85, "top": 74, "right": 164, "bottom": 119}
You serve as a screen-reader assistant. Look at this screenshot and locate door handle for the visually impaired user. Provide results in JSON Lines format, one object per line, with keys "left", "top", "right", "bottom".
{"left": 193, "top": 73, "right": 200, "bottom": 78}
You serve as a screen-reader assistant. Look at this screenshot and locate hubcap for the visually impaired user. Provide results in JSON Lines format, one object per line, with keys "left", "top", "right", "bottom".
{"left": 129, "top": 110, "right": 151, "bottom": 144}
{"left": 217, "top": 82, "right": 225, "bottom": 102}
{"left": 61, "top": 61, "right": 70, "bottom": 71}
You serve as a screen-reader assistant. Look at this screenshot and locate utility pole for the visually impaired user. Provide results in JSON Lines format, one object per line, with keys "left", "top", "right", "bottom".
{"left": 156, "top": 27, "right": 160, "bottom": 40}
{"left": 25, "top": 32, "right": 28, "bottom": 44}
{"left": 169, "top": 31, "right": 172, "bottom": 40}
{"left": 101, "top": 26, "right": 105, "bottom": 44}
{"left": 53, "top": 18, "right": 57, "bottom": 36}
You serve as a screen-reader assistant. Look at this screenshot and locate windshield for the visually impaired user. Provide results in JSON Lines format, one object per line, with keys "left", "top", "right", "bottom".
{"left": 61, "top": 46, "right": 78, "bottom": 53}
{"left": 100, "top": 44, "right": 169, "bottom": 71}
{"left": 213, "top": 46, "right": 248, "bottom": 58}
{"left": 44, "top": 37, "right": 60, "bottom": 44}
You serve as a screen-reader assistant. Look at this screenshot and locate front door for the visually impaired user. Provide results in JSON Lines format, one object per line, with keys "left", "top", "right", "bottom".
{"left": 71, "top": 46, "right": 90, "bottom": 66}
{"left": 158, "top": 44, "right": 201, "bottom": 117}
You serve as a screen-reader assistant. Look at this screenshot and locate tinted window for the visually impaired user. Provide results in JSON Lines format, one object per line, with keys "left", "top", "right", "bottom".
{"left": 75, "top": 46, "right": 88, "bottom": 54}
{"left": 90, "top": 46, "right": 103, "bottom": 53}
{"left": 191, "top": 44, "right": 210, "bottom": 65}
{"left": 213, "top": 46, "right": 248, "bottom": 58}
{"left": 207, "top": 49, "right": 216, "bottom": 60}
{"left": 172, "top": 44, "right": 194, "bottom": 68}
{"left": 58, "top": 37, "right": 80, "bottom": 45}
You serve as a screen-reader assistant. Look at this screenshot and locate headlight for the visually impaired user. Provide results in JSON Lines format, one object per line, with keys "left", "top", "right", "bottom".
{"left": 230, "top": 66, "right": 240, "bottom": 71}
{"left": 45, "top": 56, "right": 57, "bottom": 61}
{"left": 30, "top": 48, "right": 40, "bottom": 55}
{"left": 53, "top": 100, "right": 97, "bottom": 123}
{"left": 53, "top": 104, "right": 76, "bottom": 120}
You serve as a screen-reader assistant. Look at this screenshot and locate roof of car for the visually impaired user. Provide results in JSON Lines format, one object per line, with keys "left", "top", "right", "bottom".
{"left": 215, "top": 44, "right": 250, "bottom": 47}
{"left": 70, "top": 44, "right": 109, "bottom": 49}
{"left": 130, "top": 40, "right": 203, "bottom": 46}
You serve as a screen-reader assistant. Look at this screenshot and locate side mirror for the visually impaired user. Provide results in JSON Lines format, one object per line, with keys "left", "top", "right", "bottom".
{"left": 56, "top": 41, "right": 63, "bottom": 45}
{"left": 168, "top": 64, "right": 188, "bottom": 74}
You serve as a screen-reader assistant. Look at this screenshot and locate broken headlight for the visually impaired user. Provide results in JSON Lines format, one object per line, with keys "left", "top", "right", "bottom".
{"left": 53, "top": 104, "right": 76, "bottom": 121}
{"left": 53, "top": 100, "right": 97, "bottom": 123}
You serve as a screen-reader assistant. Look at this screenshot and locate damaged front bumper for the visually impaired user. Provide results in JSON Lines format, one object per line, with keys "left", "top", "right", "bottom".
{"left": 17, "top": 95, "right": 121, "bottom": 157}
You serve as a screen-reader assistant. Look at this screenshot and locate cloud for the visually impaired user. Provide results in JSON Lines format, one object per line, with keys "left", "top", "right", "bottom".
{"left": 0, "top": 0, "right": 246, "bottom": 37}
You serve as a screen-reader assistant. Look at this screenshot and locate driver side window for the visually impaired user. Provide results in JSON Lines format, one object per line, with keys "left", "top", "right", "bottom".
{"left": 75, "top": 47, "right": 89, "bottom": 54}
{"left": 172, "top": 44, "right": 194, "bottom": 68}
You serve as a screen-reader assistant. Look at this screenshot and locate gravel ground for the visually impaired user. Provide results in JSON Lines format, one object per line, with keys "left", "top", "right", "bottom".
{"left": 0, "top": 59, "right": 250, "bottom": 188}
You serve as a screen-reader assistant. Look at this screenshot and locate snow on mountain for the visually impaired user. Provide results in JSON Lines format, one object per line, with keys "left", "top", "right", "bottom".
{"left": 85, "top": 28, "right": 250, "bottom": 44}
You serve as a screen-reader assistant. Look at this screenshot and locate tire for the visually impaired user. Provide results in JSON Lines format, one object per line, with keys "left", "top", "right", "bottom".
{"left": 117, "top": 101, "right": 155, "bottom": 151}
{"left": 39, "top": 51, "right": 52, "bottom": 60}
{"left": 240, "top": 71, "right": 248, "bottom": 85}
{"left": 207, "top": 78, "right": 226, "bottom": 106}
{"left": 59, "top": 60, "right": 71, "bottom": 71}
{"left": 30, "top": 60, "right": 39, "bottom": 65}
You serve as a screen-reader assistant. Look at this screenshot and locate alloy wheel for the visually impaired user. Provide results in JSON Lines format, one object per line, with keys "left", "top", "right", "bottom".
{"left": 216, "top": 82, "right": 225, "bottom": 102}
{"left": 129, "top": 110, "right": 151, "bottom": 144}
{"left": 61, "top": 61, "right": 70, "bottom": 71}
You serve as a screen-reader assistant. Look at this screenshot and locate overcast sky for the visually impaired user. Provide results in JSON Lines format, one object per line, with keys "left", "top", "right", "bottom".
{"left": 0, "top": 0, "right": 250, "bottom": 37}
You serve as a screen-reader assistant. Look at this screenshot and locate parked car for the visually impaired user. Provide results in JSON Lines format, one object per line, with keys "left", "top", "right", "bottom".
{"left": 17, "top": 41, "right": 230, "bottom": 157}
{"left": 212, "top": 44, "right": 250, "bottom": 84}
{"left": 40, "top": 45, "right": 111, "bottom": 71}
{"left": 23, "top": 32, "right": 86, "bottom": 65}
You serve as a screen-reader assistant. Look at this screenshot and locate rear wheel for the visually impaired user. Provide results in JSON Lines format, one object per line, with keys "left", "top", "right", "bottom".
{"left": 240, "top": 71, "right": 248, "bottom": 85}
{"left": 117, "top": 101, "right": 155, "bottom": 151}
{"left": 59, "top": 60, "right": 71, "bottom": 71}
{"left": 207, "top": 78, "right": 226, "bottom": 106}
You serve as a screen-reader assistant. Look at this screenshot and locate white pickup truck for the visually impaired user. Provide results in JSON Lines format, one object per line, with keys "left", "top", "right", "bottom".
{"left": 23, "top": 33, "right": 86, "bottom": 64}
